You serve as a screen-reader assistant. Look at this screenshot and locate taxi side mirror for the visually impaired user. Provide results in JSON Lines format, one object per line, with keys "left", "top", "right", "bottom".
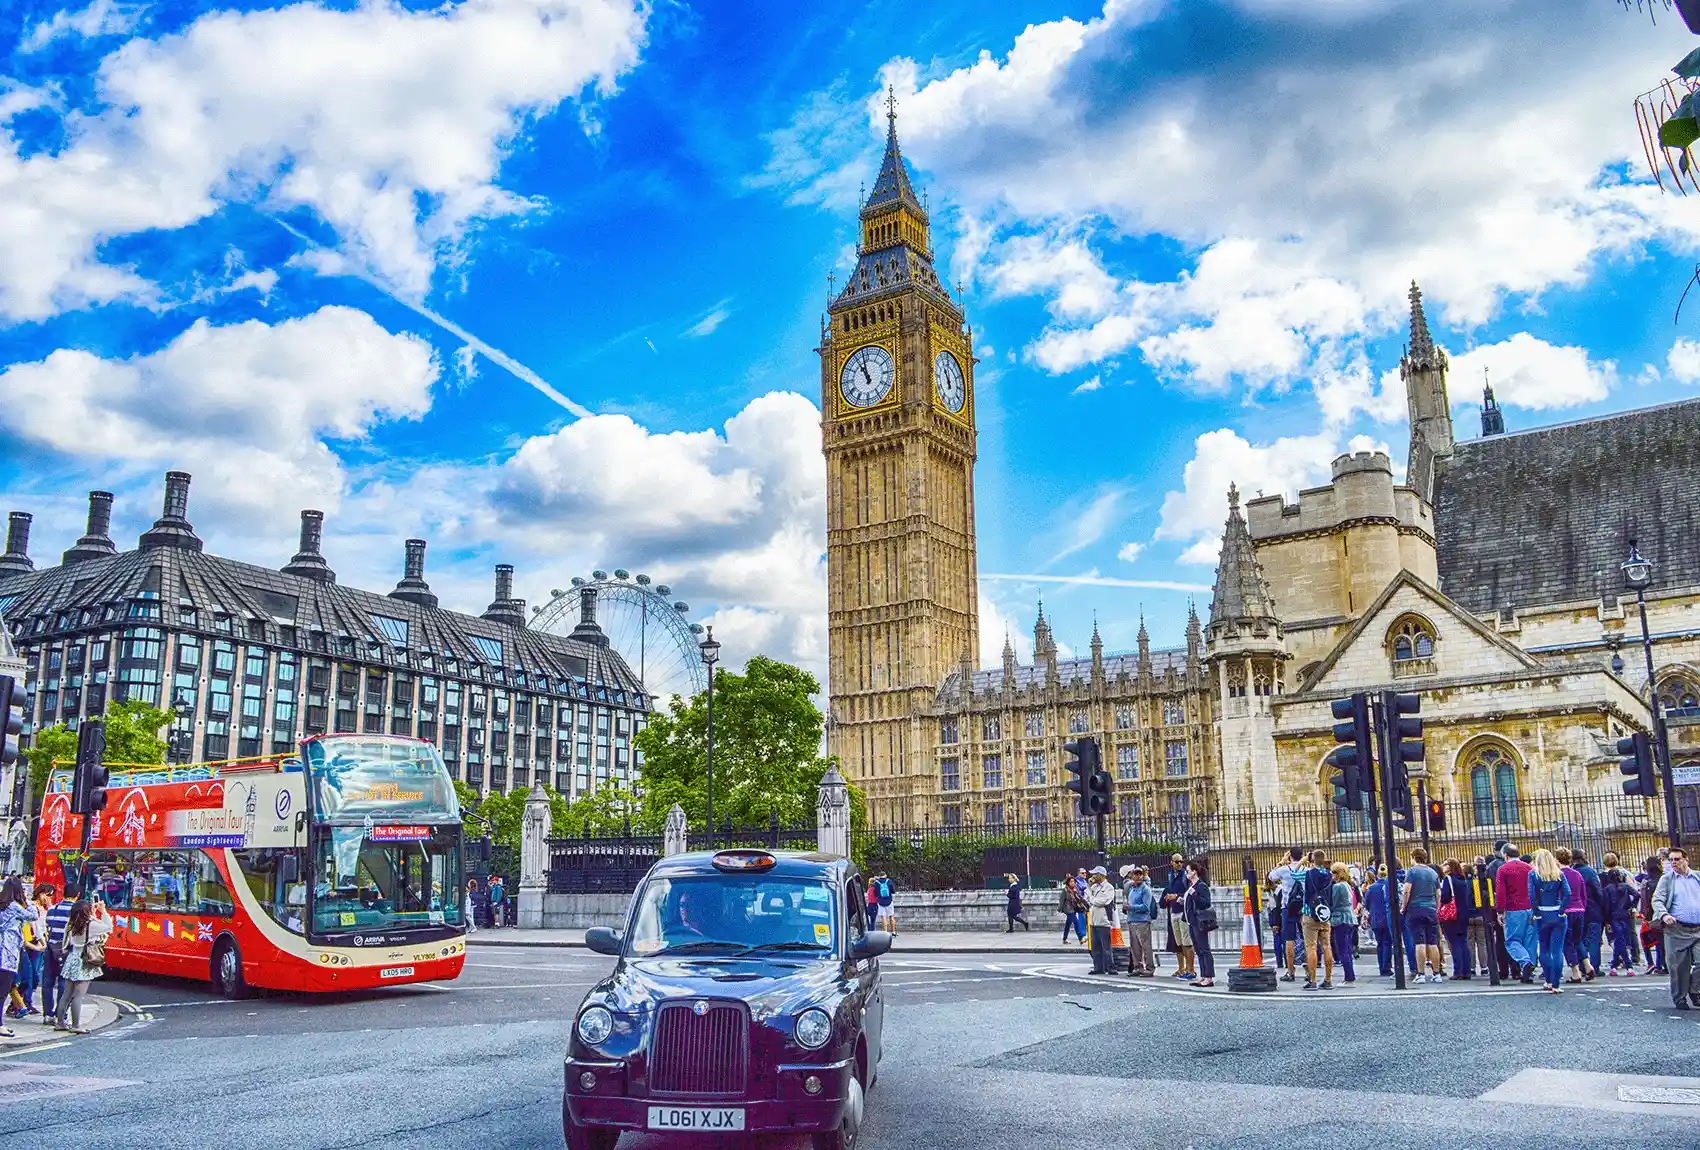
{"left": 850, "top": 931, "right": 892, "bottom": 961}
{"left": 585, "top": 926, "right": 624, "bottom": 956}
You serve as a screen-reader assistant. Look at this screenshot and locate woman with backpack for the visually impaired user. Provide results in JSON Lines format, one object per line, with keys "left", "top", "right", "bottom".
{"left": 1328, "top": 863, "right": 1358, "bottom": 984}
{"left": 1604, "top": 870, "right": 1637, "bottom": 974}
{"left": 1639, "top": 854, "right": 1667, "bottom": 975}
{"left": 1058, "top": 877, "right": 1086, "bottom": 945}
{"left": 54, "top": 899, "right": 112, "bottom": 1034}
{"left": 1527, "top": 848, "right": 1572, "bottom": 994}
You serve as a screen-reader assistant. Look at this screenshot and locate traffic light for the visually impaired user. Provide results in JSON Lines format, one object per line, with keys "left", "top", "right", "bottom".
{"left": 1618, "top": 731, "right": 1657, "bottom": 798}
{"left": 1383, "top": 691, "right": 1423, "bottom": 830}
{"left": 1327, "top": 694, "right": 1372, "bottom": 812}
{"left": 0, "top": 675, "right": 23, "bottom": 818}
{"left": 1064, "top": 736, "right": 1107, "bottom": 818}
{"left": 70, "top": 719, "right": 108, "bottom": 816}
{"left": 1426, "top": 798, "right": 1446, "bottom": 833}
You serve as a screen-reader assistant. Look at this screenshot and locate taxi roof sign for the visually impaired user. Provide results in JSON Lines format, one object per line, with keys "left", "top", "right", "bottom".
{"left": 711, "top": 849, "right": 777, "bottom": 873}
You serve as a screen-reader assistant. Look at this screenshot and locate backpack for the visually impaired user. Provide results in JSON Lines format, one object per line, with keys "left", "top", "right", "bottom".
{"left": 1301, "top": 868, "right": 1332, "bottom": 922}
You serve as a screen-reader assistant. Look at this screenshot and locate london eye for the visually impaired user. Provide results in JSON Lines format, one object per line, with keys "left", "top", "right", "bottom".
{"left": 529, "top": 570, "right": 707, "bottom": 705}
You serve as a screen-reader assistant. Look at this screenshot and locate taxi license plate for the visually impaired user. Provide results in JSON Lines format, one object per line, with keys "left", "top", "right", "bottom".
{"left": 647, "top": 1106, "right": 745, "bottom": 1132}
{"left": 379, "top": 966, "right": 415, "bottom": 979}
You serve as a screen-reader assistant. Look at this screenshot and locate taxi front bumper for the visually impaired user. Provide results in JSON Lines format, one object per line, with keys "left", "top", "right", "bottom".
{"left": 563, "top": 1056, "right": 854, "bottom": 1134}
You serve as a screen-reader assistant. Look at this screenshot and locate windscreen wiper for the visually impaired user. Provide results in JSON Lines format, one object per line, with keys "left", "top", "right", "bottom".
{"left": 739, "top": 941, "right": 831, "bottom": 954}
{"left": 651, "top": 940, "right": 747, "bottom": 955}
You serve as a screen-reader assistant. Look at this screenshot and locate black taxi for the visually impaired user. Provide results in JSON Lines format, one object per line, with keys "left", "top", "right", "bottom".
{"left": 563, "top": 848, "right": 890, "bottom": 1149}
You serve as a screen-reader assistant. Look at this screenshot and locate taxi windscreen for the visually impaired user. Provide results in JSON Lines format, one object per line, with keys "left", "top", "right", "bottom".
{"left": 627, "top": 875, "right": 836, "bottom": 957}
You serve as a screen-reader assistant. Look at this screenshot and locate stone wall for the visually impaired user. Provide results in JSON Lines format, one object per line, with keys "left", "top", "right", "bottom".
{"left": 541, "top": 892, "right": 632, "bottom": 930}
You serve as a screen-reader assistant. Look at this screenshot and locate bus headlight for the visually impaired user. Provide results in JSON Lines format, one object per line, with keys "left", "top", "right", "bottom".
{"left": 576, "top": 1006, "right": 613, "bottom": 1047}
{"left": 794, "top": 1008, "right": 832, "bottom": 1050}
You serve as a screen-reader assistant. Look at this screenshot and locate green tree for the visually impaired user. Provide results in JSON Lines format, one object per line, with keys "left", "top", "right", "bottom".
{"left": 633, "top": 655, "right": 866, "bottom": 831}
{"left": 23, "top": 697, "right": 173, "bottom": 816}
{"left": 555, "top": 781, "right": 644, "bottom": 837}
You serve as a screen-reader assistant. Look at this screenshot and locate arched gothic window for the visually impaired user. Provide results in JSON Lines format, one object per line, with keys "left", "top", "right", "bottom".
{"left": 1658, "top": 675, "right": 1700, "bottom": 718}
{"left": 1467, "top": 743, "right": 1521, "bottom": 827}
{"left": 1389, "top": 616, "right": 1436, "bottom": 661}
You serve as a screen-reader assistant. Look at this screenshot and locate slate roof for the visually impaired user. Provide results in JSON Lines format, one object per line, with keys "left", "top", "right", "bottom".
{"left": 862, "top": 104, "right": 926, "bottom": 219}
{"left": 1208, "top": 484, "right": 1275, "bottom": 626}
{"left": 1433, "top": 397, "right": 1700, "bottom": 613}
{"left": 0, "top": 539, "right": 646, "bottom": 705}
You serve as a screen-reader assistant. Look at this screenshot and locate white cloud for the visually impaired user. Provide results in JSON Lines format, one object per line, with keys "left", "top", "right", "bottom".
{"left": 829, "top": 0, "right": 1700, "bottom": 394}
{"left": 0, "top": 0, "right": 649, "bottom": 320}
{"left": 1441, "top": 333, "right": 1615, "bottom": 411}
{"left": 0, "top": 306, "right": 437, "bottom": 521}
{"left": 21, "top": 0, "right": 142, "bottom": 52}
{"left": 1071, "top": 375, "right": 1102, "bottom": 395}
{"left": 1669, "top": 337, "right": 1700, "bottom": 385}
{"left": 978, "top": 592, "right": 1033, "bottom": 669}
{"left": 1155, "top": 426, "right": 1340, "bottom": 558}
{"left": 1116, "top": 540, "right": 1143, "bottom": 563}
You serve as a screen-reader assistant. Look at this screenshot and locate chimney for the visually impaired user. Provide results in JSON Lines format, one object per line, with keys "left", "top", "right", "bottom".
{"left": 138, "top": 470, "right": 203, "bottom": 552}
{"left": 388, "top": 538, "right": 438, "bottom": 608}
{"left": 281, "top": 510, "right": 337, "bottom": 583}
{"left": 0, "top": 512, "right": 33, "bottom": 576}
{"left": 568, "top": 583, "right": 609, "bottom": 647}
{"left": 480, "top": 563, "right": 527, "bottom": 628}
{"left": 63, "top": 491, "right": 118, "bottom": 565}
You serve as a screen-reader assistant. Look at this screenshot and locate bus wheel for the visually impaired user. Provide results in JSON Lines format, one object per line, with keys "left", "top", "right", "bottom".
{"left": 212, "top": 939, "right": 247, "bottom": 1000}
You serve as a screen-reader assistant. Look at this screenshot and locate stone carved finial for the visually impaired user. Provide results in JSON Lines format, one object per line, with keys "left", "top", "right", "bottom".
{"left": 664, "top": 804, "right": 689, "bottom": 857}
{"left": 816, "top": 765, "right": 851, "bottom": 858}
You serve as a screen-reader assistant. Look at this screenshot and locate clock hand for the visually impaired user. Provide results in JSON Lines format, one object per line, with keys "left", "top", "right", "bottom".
{"left": 859, "top": 361, "right": 872, "bottom": 388}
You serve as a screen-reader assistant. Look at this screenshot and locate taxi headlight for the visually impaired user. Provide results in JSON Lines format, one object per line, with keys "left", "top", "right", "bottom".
{"left": 576, "top": 1006, "right": 614, "bottom": 1047}
{"left": 794, "top": 1007, "right": 832, "bottom": 1050}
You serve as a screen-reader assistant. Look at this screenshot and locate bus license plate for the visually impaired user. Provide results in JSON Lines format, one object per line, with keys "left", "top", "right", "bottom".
{"left": 379, "top": 966, "right": 415, "bottom": 979}
{"left": 647, "top": 1107, "right": 745, "bottom": 1132}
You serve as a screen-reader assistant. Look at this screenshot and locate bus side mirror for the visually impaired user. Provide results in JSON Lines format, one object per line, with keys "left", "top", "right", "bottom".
{"left": 278, "top": 854, "right": 301, "bottom": 885}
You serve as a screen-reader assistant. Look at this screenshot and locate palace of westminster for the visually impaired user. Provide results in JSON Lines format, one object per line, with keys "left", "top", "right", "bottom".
{"left": 4, "top": 110, "right": 1700, "bottom": 842}
{"left": 820, "top": 107, "right": 1700, "bottom": 832}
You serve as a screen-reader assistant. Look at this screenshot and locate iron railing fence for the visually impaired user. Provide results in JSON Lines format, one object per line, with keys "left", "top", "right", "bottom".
{"left": 544, "top": 817, "right": 818, "bottom": 893}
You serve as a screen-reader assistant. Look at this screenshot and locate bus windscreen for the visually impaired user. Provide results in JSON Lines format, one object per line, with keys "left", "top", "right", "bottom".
{"left": 304, "top": 735, "right": 460, "bottom": 823}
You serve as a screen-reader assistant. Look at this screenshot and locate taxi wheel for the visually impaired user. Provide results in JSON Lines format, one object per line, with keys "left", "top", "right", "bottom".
{"left": 561, "top": 1096, "right": 618, "bottom": 1150}
{"left": 811, "top": 1070, "right": 863, "bottom": 1150}
{"left": 212, "top": 939, "right": 248, "bottom": 1000}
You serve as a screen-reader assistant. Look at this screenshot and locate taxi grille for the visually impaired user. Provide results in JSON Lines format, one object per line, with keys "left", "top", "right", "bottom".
{"left": 650, "top": 1001, "right": 749, "bottom": 1095}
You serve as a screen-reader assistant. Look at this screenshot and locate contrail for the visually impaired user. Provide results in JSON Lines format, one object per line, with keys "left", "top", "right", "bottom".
{"left": 270, "top": 217, "right": 593, "bottom": 419}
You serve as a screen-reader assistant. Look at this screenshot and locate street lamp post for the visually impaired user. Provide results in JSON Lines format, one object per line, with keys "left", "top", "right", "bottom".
{"left": 699, "top": 626, "right": 721, "bottom": 848}
{"left": 169, "top": 692, "right": 193, "bottom": 765}
{"left": 1622, "top": 543, "right": 1682, "bottom": 847}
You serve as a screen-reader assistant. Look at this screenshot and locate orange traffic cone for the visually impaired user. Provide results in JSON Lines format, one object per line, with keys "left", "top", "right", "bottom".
{"left": 1239, "top": 887, "right": 1263, "bottom": 969}
{"left": 1228, "top": 883, "right": 1277, "bottom": 992}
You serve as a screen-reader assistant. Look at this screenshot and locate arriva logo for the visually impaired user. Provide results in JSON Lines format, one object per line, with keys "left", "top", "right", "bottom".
{"left": 275, "top": 789, "right": 292, "bottom": 821}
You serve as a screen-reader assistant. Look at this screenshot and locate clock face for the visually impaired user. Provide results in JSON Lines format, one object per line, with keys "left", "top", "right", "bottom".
{"left": 840, "top": 345, "right": 895, "bottom": 408}
{"left": 934, "top": 351, "right": 966, "bottom": 413}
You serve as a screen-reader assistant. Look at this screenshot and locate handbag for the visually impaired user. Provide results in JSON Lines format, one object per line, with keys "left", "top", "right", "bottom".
{"left": 1438, "top": 881, "right": 1458, "bottom": 925}
{"left": 1195, "top": 905, "right": 1219, "bottom": 934}
{"left": 82, "top": 933, "right": 106, "bottom": 968}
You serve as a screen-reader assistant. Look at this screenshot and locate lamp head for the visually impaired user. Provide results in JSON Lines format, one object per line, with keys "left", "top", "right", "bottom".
{"left": 698, "top": 624, "right": 721, "bottom": 668}
{"left": 1621, "top": 542, "right": 1653, "bottom": 589}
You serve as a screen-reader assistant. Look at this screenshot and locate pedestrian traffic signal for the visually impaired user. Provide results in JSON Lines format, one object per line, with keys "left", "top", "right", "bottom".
{"left": 1391, "top": 786, "right": 1416, "bottom": 831}
{"left": 70, "top": 719, "right": 108, "bottom": 816}
{"left": 1426, "top": 798, "right": 1446, "bottom": 832}
{"left": 1327, "top": 694, "right": 1372, "bottom": 812}
{"left": 0, "top": 674, "right": 23, "bottom": 776}
{"left": 1617, "top": 730, "right": 1657, "bottom": 798}
{"left": 1382, "top": 691, "right": 1425, "bottom": 797}
{"left": 1064, "top": 736, "right": 1105, "bottom": 818}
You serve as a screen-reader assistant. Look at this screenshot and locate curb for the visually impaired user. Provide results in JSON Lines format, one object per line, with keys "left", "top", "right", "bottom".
{"left": 0, "top": 994, "right": 121, "bottom": 1051}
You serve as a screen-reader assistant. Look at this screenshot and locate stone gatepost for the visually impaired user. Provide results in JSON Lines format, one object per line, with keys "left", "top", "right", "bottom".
{"left": 664, "top": 804, "right": 689, "bottom": 856}
{"left": 816, "top": 765, "right": 850, "bottom": 859}
{"left": 518, "top": 783, "right": 552, "bottom": 929}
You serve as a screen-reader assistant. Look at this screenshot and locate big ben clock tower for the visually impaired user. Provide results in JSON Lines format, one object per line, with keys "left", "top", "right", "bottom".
{"left": 820, "top": 93, "right": 980, "bottom": 824}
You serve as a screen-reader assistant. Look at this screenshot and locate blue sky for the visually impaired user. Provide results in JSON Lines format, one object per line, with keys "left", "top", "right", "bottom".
{"left": 3, "top": 0, "right": 1700, "bottom": 684}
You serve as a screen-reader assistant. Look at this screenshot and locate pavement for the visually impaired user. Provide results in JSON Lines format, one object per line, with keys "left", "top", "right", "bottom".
{"left": 0, "top": 995, "right": 121, "bottom": 1052}
{"left": 0, "top": 945, "right": 1695, "bottom": 1148}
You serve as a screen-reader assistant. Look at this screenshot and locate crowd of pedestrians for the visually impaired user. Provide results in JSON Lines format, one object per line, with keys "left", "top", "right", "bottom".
{"left": 1019, "top": 838, "right": 1700, "bottom": 1011}
{"left": 0, "top": 878, "right": 111, "bottom": 1037}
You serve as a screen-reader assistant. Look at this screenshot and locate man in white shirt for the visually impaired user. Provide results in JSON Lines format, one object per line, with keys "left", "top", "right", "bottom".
{"left": 1652, "top": 847, "right": 1700, "bottom": 1010}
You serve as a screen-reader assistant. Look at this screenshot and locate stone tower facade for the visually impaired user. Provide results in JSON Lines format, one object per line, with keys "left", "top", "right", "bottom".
{"left": 821, "top": 97, "right": 979, "bottom": 822}
{"left": 1402, "top": 281, "right": 1456, "bottom": 501}
{"left": 1205, "top": 485, "right": 1288, "bottom": 808}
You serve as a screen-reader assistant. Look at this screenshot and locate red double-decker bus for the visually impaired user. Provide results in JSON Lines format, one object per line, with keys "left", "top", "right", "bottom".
{"left": 33, "top": 733, "right": 467, "bottom": 997}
